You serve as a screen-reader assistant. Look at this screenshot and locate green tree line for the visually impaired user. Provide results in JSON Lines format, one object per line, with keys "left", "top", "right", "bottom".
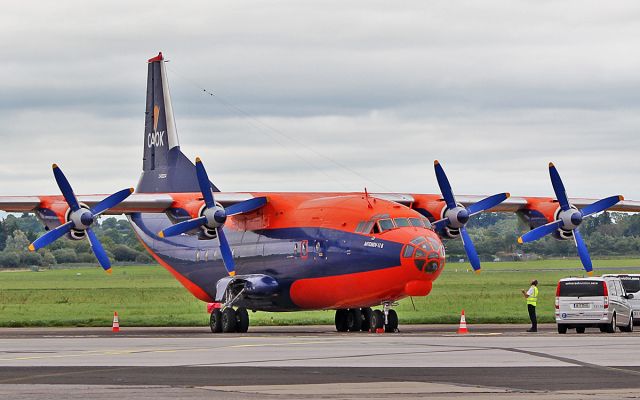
{"left": 1, "top": 211, "right": 640, "bottom": 268}
{"left": 0, "top": 214, "right": 152, "bottom": 268}
{"left": 445, "top": 212, "right": 640, "bottom": 261}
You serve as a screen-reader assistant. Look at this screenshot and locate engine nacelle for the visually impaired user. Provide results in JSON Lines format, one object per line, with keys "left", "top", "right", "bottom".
{"left": 517, "top": 201, "right": 576, "bottom": 241}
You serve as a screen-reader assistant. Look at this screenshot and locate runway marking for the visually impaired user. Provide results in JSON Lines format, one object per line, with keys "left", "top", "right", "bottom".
{"left": 188, "top": 346, "right": 497, "bottom": 367}
{"left": 0, "top": 340, "right": 337, "bottom": 362}
{"left": 498, "top": 346, "right": 640, "bottom": 378}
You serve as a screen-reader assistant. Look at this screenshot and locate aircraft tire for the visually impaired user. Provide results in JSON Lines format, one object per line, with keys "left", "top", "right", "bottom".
{"left": 385, "top": 309, "right": 399, "bottom": 333}
{"left": 210, "top": 309, "right": 223, "bottom": 333}
{"left": 236, "top": 307, "right": 250, "bottom": 333}
{"left": 347, "top": 308, "right": 362, "bottom": 332}
{"left": 335, "top": 309, "right": 349, "bottom": 332}
{"left": 370, "top": 310, "right": 384, "bottom": 331}
{"left": 360, "top": 308, "right": 373, "bottom": 331}
{"left": 222, "top": 308, "right": 237, "bottom": 333}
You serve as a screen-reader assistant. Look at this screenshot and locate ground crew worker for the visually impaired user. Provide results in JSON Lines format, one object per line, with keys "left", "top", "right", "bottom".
{"left": 522, "top": 279, "right": 538, "bottom": 332}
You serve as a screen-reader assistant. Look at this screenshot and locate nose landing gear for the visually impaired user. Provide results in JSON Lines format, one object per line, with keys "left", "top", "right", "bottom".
{"left": 334, "top": 302, "right": 399, "bottom": 333}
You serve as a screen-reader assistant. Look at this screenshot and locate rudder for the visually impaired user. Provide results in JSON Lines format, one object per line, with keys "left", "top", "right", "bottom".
{"left": 137, "top": 52, "right": 219, "bottom": 193}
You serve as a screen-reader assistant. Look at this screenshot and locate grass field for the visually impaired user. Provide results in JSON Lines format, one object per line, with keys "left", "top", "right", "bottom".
{"left": 1, "top": 259, "right": 640, "bottom": 327}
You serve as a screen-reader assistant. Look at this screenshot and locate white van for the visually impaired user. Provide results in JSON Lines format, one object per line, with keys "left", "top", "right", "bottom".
{"left": 602, "top": 274, "right": 640, "bottom": 325}
{"left": 555, "top": 277, "right": 634, "bottom": 334}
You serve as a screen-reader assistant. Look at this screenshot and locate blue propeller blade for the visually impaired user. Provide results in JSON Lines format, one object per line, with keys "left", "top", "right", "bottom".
{"left": 159, "top": 216, "right": 207, "bottom": 238}
{"left": 518, "top": 219, "right": 564, "bottom": 243}
{"left": 468, "top": 193, "right": 511, "bottom": 216}
{"left": 434, "top": 160, "right": 457, "bottom": 210}
{"left": 195, "top": 157, "right": 216, "bottom": 209}
{"left": 86, "top": 228, "right": 111, "bottom": 273}
{"left": 52, "top": 164, "right": 80, "bottom": 212}
{"left": 217, "top": 228, "right": 236, "bottom": 276}
{"left": 548, "top": 163, "right": 570, "bottom": 211}
{"left": 29, "top": 221, "right": 74, "bottom": 251}
{"left": 573, "top": 230, "right": 593, "bottom": 276}
{"left": 580, "top": 195, "right": 624, "bottom": 218}
{"left": 92, "top": 188, "right": 134, "bottom": 216}
{"left": 225, "top": 197, "right": 268, "bottom": 216}
{"left": 460, "top": 226, "right": 481, "bottom": 272}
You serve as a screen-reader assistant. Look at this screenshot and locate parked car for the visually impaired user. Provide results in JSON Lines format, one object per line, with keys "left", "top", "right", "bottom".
{"left": 555, "top": 277, "right": 634, "bottom": 334}
{"left": 602, "top": 274, "right": 640, "bottom": 325}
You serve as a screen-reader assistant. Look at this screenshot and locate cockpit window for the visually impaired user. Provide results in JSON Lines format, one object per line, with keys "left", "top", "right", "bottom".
{"left": 409, "top": 218, "right": 423, "bottom": 228}
{"left": 363, "top": 221, "right": 374, "bottom": 234}
{"left": 403, "top": 245, "right": 416, "bottom": 258}
{"left": 422, "top": 218, "right": 433, "bottom": 229}
{"left": 355, "top": 221, "right": 366, "bottom": 233}
{"left": 411, "top": 237, "right": 426, "bottom": 245}
{"left": 394, "top": 218, "right": 411, "bottom": 227}
{"left": 377, "top": 219, "right": 395, "bottom": 232}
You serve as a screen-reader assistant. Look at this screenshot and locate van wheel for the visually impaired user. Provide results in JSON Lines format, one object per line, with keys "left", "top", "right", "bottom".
{"left": 599, "top": 325, "right": 608, "bottom": 333}
{"left": 622, "top": 316, "right": 633, "bottom": 333}
{"left": 607, "top": 313, "right": 617, "bottom": 333}
{"left": 576, "top": 327, "right": 585, "bottom": 334}
{"left": 557, "top": 325, "right": 567, "bottom": 334}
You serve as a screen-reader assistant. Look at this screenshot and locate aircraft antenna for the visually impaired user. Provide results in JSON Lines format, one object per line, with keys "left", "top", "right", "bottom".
{"left": 167, "top": 65, "right": 394, "bottom": 192}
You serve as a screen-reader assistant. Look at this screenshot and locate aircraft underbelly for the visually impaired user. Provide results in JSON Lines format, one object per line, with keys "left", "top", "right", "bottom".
{"left": 129, "top": 213, "right": 413, "bottom": 311}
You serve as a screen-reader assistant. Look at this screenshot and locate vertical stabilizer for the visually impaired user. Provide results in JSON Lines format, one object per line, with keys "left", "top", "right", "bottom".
{"left": 137, "top": 52, "right": 219, "bottom": 193}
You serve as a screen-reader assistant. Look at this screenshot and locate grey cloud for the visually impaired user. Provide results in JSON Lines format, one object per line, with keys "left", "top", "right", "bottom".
{"left": 0, "top": 1, "right": 639, "bottom": 201}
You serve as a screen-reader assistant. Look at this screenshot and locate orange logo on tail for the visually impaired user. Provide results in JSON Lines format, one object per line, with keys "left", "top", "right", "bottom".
{"left": 153, "top": 105, "right": 160, "bottom": 131}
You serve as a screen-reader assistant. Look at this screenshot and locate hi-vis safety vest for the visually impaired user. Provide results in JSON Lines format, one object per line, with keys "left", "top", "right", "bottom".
{"left": 527, "top": 286, "right": 538, "bottom": 306}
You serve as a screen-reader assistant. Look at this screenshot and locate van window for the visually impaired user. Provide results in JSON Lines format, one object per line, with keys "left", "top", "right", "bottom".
{"left": 615, "top": 281, "right": 624, "bottom": 296}
{"left": 558, "top": 281, "right": 605, "bottom": 297}
{"left": 620, "top": 277, "right": 640, "bottom": 293}
{"left": 609, "top": 281, "right": 618, "bottom": 296}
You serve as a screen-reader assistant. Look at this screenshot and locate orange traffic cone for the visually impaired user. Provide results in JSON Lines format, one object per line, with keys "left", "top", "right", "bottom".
{"left": 112, "top": 311, "right": 120, "bottom": 332}
{"left": 457, "top": 310, "right": 468, "bottom": 334}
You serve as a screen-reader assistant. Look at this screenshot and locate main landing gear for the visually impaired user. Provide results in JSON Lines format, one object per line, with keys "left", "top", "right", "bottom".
{"left": 335, "top": 303, "right": 399, "bottom": 333}
{"left": 210, "top": 307, "right": 250, "bottom": 333}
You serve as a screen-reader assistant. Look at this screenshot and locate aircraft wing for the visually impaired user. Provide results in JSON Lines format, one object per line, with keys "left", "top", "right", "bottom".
{"left": 455, "top": 195, "right": 640, "bottom": 213}
{"left": 0, "top": 193, "right": 259, "bottom": 214}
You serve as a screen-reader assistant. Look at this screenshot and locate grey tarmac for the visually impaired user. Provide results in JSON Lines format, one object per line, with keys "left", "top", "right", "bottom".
{"left": 1, "top": 325, "right": 640, "bottom": 399}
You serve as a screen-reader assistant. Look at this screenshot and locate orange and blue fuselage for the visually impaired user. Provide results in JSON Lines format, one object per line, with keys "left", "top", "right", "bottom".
{"left": 129, "top": 192, "right": 445, "bottom": 311}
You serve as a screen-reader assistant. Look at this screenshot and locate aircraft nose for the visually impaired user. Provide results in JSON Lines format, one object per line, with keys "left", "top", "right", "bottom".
{"left": 402, "top": 234, "right": 446, "bottom": 275}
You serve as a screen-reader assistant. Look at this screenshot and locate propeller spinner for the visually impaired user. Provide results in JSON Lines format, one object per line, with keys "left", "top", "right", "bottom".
{"left": 517, "top": 162, "right": 623, "bottom": 275}
{"left": 432, "top": 160, "right": 510, "bottom": 273}
{"left": 28, "top": 164, "right": 134, "bottom": 274}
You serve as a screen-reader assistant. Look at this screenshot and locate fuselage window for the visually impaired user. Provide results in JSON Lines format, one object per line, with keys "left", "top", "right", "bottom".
{"left": 409, "top": 218, "right": 423, "bottom": 227}
{"left": 377, "top": 219, "right": 395, "bottom": 232}
{"left": 394, "top": 218, "right": 411, "bottom": 227}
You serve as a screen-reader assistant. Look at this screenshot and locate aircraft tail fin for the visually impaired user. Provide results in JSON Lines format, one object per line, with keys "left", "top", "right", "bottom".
{"left": 136, "top": 52, "right": 219, "bottom": 193}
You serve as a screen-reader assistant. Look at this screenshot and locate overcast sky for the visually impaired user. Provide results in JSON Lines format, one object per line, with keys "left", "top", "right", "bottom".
{"left": 1, "top": 1, "right": 639, "bottom": 201}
